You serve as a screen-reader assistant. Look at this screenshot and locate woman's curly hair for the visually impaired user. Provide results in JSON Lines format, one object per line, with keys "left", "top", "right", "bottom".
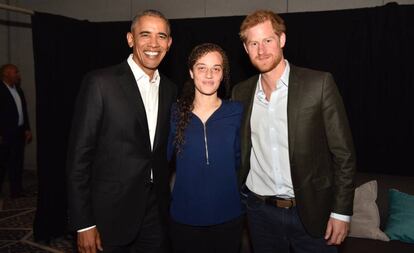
{"left": 173, "top": 43, "right": 230, "bottom": 154}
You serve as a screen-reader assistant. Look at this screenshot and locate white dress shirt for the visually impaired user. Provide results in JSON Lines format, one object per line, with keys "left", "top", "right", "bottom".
{"left": 127, "top": 54, "right": 160, "bottom": 150}
{"left": 247, "top": 61, "right": 292, "bottom": 198}
{"left": 246, "top": 60, "right": 349, "bottom": 222}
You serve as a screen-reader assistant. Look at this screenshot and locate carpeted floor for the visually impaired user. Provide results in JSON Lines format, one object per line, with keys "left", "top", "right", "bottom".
{"left": 0, "top": 170, "right": 74, "bottom": 253}
{"left": 0, "top": 170, "right": 252, "bottom": 253}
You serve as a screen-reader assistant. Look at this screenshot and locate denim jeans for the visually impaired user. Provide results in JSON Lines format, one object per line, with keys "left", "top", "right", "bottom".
{"left": 246, "top": 191, "right": 337, "bottom": 253}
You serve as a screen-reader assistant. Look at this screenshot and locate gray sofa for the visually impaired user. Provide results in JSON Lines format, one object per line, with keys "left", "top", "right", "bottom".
{"left": 339, "top": 172, "right": 414, "bottom": 253}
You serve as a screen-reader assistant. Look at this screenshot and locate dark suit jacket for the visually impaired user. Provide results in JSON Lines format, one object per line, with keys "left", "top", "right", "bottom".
{"left": 66, "top": 61, "right": 177, "bottom": 245}
{"left": 232, "top": 64, "right": 356, "bottom": 237}
{"left": 0, "top": 82, "right": 30, "bottom": 142}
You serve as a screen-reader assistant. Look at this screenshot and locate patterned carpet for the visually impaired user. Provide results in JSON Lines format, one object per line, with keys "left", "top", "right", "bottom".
{"left": 0, "top": 171, "right": 252, "bottom": 253}
{"left": 0, "top": 170, "right": 74, "bottom": 253}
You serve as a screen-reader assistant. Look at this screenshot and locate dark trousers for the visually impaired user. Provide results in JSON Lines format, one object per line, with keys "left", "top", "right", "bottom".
{"left": 247, "top": 192, "right": 337, "bottom": 253}
{"left": 0, "top": 129, "right": 25, "bottom": 197}
{"left": 103, "top": 184, "right": 168, "bottom": 253}
{"left": 170, "top": 216, "right": 243, "bottom": 253}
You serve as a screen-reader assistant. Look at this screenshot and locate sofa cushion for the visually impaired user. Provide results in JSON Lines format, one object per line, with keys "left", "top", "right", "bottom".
{"left": 384, "top": 189, "right": 414, "bottom": 243}
{"left": 348, "top": 180, "right": 389, "bottom": 241}
{"left": 354, "top": 172, "right": 414, "bottom": 228}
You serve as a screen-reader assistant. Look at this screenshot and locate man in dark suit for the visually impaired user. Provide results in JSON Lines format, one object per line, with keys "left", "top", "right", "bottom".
{"left": 232, "top": 10, "right": 356, "bottom": 253}
{"left": 0, "top": 64, "right": 32, "bottom": 199}
{"left": 66, "top": 10, "right": 176, "bottom": 253}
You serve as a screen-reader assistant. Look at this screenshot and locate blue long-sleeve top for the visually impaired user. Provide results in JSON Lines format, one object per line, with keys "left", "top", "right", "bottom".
{"left": 167, "top": 100, "right": 243, "bottom": 226}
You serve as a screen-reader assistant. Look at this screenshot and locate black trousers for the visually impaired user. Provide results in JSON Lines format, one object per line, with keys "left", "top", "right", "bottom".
{"left": 0, "top": 128, "right": 25, "bottom": 197}
{"left": 170, "top": 216, "right": 243, "bottom": 253}
{"left": 103, "top": 184, "right": 168, "bottom": 253}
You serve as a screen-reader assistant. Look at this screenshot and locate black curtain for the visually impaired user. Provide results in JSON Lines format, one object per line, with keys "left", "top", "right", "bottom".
{"left": 31, "top": 2, "right": 414, "bottom": 241}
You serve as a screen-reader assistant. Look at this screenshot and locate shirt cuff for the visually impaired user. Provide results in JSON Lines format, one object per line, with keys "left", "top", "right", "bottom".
{"left": 77, "top": 225, "right": 96, "bottom": 232}
{"left": 330, "top": 213, "right": 351, "bottom": 222}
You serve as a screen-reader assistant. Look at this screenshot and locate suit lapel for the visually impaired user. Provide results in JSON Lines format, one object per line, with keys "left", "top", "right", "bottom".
{"left": 152, "top": 77, "right": 168, "bottom": 152}
{"left": 242, "top": 77, "right": 258, "bottom": 140}
{"left": 238, "top": 75, "right": 258, "bottom": 183}
{"left": 287, "top": 65, "right": 304, "bottom": 158}
{"left": 118, "top": 62, "right": 151, "bottom": 150}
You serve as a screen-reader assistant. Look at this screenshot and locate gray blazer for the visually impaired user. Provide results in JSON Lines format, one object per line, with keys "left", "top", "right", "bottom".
{"left": 232, "top": 64, "right": 356, "bottom": 237}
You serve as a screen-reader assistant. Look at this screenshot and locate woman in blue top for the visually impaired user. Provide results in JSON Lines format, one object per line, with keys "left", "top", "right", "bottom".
{"left": 168, "top": 43, "right": 243, "bottom": 253}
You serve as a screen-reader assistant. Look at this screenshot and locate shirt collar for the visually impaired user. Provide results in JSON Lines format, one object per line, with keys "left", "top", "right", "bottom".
{"left": 257, "top": 60, "right": 290, "bottom": 103}
{"left": 3, "top": 81, "right": 16, "bottom": 90}
{"left": 279, "top": 60, "right": 290, "bottom": 88}
{"left": 127, "top": 54, "right": 160, "bottom": 86}
{"left": 258, "top": 60, "right": 290, "bottom": 91}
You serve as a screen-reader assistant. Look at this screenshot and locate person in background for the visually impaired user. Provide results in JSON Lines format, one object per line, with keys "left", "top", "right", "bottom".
{"left": 232, "top": 10, "right": 356, "bottom": 253}
{"left": 66, "top": 9, "right": 176, "bottom": 253}
{"left": 168, "top": 43, "right": 243, "bottom": 253}
{"left": 0, "top": 64, "right": 32, "bottom": 199}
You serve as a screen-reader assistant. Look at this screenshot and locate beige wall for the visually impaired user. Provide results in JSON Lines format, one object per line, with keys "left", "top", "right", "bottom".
{"left": 1, "top": 0, "right": 414, "bottom": 170}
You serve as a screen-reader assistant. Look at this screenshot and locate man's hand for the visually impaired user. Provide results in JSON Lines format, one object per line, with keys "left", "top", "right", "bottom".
{"left": 324, "top": 217, "right": 349, "bottom": 245}
{"left": 77, "top": 227, "right": 103, "bottom": 253}
{"left": 24, "top": 130, "right": 32, "bottom": 144}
